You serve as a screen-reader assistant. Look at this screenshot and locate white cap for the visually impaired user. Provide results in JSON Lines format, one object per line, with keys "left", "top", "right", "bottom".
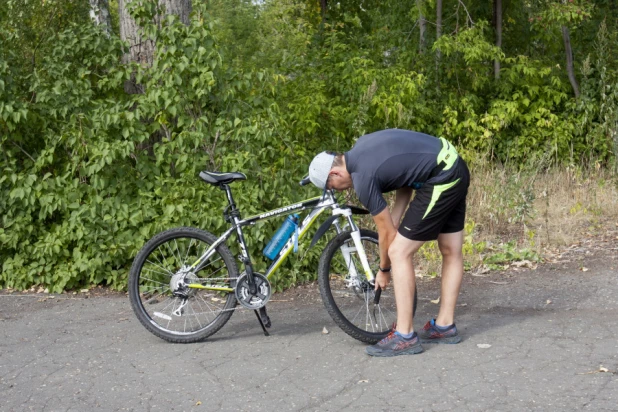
{"left": 308, "top": 151, "right": 336, "bottom": 189}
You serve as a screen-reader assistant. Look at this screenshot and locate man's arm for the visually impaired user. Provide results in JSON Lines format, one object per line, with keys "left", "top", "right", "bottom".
{"left": 390, "top": 187, "right": 413, "bottom": 228}
{"left": 372, "top": 207, "right": 398, "bottom": 290}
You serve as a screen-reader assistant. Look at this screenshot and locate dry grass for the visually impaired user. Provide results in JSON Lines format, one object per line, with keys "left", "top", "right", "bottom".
{"left": 415, "top": 165, "right": 618, "bottom": 277}
{"left": 339, "top": 164, "right": 618, "bottom": 277}
{"left": 468, "top": 166, "right": 618, "bottom": 248}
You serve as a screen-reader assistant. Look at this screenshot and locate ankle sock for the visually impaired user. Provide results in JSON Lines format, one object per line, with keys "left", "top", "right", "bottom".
{"left": 431, "top": 319, "right": 454, "bottom": 331}
{"left": 395, "top": 330, "right": 416, "bottom": 340}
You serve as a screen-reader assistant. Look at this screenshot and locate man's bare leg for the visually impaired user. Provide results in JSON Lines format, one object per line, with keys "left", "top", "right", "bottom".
{"left": 388, "top": 233, "right": 425, "bottom": 335}
{"left": 436, "top": 230, "right": 464, "bottom": 326}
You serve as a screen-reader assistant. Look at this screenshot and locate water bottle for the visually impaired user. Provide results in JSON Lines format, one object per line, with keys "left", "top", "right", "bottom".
{"left": 263, "top": 214, "right": 299, "bottom": 260}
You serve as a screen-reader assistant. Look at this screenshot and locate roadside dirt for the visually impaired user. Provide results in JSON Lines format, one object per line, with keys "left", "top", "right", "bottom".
{"left": 1, "top": 228, "right": 616, "bottom": 321}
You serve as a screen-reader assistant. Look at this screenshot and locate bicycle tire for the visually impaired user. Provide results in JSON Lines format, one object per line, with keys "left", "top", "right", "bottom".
{"left": 318, "top": 230, "right": 417, "bottom": 344}
{"left": 129, "top": 227, "right": 237, "bottom": 343}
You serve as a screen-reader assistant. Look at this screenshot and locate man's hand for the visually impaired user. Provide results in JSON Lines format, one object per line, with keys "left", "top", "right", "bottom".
{"left": 374, "top": 270, "right": 391, "bottom": 290}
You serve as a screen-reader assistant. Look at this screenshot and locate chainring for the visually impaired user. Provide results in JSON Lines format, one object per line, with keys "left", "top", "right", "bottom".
{"left": 235, "top": 272, "right": 272, "bottom": 309}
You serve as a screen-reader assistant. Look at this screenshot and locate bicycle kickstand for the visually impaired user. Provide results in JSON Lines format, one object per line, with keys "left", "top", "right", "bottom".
{"left": 254, "top": 308, "right": 270, "bottom": 336}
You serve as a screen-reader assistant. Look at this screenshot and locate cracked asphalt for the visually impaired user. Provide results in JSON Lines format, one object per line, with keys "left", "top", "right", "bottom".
{"left": 1, "top": 244, "right": 617, "bottom": 411}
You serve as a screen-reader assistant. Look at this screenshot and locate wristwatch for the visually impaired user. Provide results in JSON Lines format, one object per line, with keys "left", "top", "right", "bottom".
{"left": 379, "top": 267, "right": 391, "bottom": 273}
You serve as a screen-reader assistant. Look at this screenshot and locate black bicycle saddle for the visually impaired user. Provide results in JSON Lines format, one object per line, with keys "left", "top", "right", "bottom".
{"left": 199, "top": 171, "right": 247, "bottom": 185}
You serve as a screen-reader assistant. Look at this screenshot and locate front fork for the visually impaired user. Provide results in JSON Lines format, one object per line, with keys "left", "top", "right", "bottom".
{"left": 332, "top": 207, "right": 375, "bottom": 284}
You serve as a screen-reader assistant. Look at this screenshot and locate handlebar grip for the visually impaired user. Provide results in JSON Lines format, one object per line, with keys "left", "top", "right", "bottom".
{"left": 299, "top": 176, "right": 311, "bottom": 186}
{"left": 374, "top": 287, "right": 382, "bottom": 305}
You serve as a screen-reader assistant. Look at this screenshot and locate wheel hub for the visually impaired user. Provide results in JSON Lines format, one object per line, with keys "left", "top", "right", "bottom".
{"left": 345, "top": 277, "right": 372, "bottom": 299}
{"left": 170, "top": 267, "right": 198, "bottom": 298}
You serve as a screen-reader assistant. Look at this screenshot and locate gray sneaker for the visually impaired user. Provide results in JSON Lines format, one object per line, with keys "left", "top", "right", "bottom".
{"left": 417, "top": 319, "right": 461, "bottom": 344}
{"left": 366, "top": 330, "right": 424, "bottom": 357}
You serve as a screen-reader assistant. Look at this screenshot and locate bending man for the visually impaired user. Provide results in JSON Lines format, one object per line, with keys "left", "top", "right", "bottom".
{"left": 308, "top": 129, "right": 470, "bottom": 357}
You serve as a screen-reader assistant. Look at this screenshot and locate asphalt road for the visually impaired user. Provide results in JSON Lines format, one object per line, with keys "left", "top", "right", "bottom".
{"left": 1, "top": 243, "right": 617, "bottom": 411}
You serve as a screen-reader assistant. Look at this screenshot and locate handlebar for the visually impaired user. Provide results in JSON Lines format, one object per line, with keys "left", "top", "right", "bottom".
{"left": 299, "top": 176, "right": 311, "bottom": 186}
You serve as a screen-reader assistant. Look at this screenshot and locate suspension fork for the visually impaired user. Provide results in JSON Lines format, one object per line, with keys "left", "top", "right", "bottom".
{"left": 332, "top": 207, "right": 375, "bottom": 283}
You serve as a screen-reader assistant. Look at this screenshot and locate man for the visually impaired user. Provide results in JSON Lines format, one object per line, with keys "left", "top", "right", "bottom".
{"left": 308, "top": 129, "right": 470, "bottom": 357}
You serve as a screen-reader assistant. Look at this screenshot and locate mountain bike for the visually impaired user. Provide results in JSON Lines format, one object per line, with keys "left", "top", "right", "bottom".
{"left": 129, "top": 170, "right": 416, "bottom": 344}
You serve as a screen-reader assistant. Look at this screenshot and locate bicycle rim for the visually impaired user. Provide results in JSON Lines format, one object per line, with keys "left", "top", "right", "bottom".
{"left": 129, "top": 227, "right": 237, "bottom": 342}
{"left": 319, "top": 230, "right": 398, "bottom": 343}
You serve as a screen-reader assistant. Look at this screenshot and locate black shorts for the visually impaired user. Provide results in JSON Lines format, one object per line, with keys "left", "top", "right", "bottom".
{"left": 398, "top": 158, "right": 470, "bottom": 241}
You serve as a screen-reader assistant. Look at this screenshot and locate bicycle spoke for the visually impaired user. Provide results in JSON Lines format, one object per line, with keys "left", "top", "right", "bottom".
{"left": 164, "top": 241, "right": 179, "bottom": 268}
{"left": 323, "top": 232, "right": 397, "bottom": 340}
{"left": 131, "top": 229, "right": 236, "bottom": 340}
{"left": 183, "top": 238, "right": 195, "bottom": 266}
{"left": 148, "top": 252, "right": 175, "bottom": 276}
{"left": 143, "top": 265, "right": 173, "bottom": 278}
{"left": 139, "top": 275, "right": 169, "bottom": 287}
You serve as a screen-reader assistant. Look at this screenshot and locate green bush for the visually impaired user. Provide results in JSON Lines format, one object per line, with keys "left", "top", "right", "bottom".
{"left": 1, "top": 1, "right": 617, "bottom": 292}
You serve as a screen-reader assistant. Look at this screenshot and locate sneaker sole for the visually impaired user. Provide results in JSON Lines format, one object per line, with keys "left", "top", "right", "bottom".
{"left": 365, "top": 345, "right": 424, "bottom": 357}
{"left": 420, "top": 335, "right": 461, "bottom": 344}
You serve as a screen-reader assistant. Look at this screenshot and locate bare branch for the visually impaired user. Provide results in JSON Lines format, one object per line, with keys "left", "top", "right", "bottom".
{"left": 10, "top": 140, "right": 36, "bottom": 163}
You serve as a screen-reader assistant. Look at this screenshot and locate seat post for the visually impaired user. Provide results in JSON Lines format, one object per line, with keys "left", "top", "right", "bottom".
{"left": 220, "top": 184, "right": 237, "bottom": 211}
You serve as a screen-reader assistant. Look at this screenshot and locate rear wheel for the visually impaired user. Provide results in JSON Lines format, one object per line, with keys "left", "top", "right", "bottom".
{"left": 128, "top": 227, "right": 237, "bottom": 343}
{"left": 318, "top": 230, "right": 417, "bottom": 344}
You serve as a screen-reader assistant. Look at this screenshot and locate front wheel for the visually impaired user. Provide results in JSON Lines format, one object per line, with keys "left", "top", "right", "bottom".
{"left": 318, "top": 230, "right": 417, "bottom": 344}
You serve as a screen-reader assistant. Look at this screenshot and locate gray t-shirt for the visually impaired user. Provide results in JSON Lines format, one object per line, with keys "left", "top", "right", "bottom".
{"left": 344, "top": 129, "right": 455, "bottom": 215}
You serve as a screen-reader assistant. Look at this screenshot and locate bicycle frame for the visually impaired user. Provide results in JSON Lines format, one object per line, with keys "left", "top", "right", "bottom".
{"left": 186, "top": 188, "right": 375, "bottom": 293}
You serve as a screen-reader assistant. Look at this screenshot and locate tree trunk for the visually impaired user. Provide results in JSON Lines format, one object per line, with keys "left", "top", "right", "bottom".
{"left": 561, "top": 25, "right": 580, "bottom": 98}
{"left": 119, "top": 0, "right": 192, "bottom": 93}
{"left": 417, "top": 0, "right": 426, "bottom": 54}
{"left": 162, "top": 0, "right": 191, "bottom": 23}
{"left": 435, "top": 0, "right": 442, "bottom": 87}
{"left": 436, "top": 0, "right": 442, "bottom": 60}
{"left": 493, "top": 0, "right": 502, "bottom": 79}
{"left": 89, "top": 0, "right": 112, "bottom": 34}
{"left": 320, "top": 0, "right": 328, "bottom": 19}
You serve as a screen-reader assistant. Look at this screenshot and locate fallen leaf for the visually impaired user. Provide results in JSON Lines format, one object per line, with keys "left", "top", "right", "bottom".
{"left": 545, "top": 299, "right": 552, "bottom": 305}
{"left": 430, "top": 297, "right": 440, "bottom": 304}
{"left": 579, "top": 365, "right": 613, "bottom": 375}
{"left": 512, "top": 260, "right": 533, "bottom": 268}
{"left": 477, "top": 343, "right": 492, "bottom": 349}
{"left": 581, "top": 267, "right": 589, "bottom": 272}
{"left": 195, "top": 401, "right": 202, "bottom": 406}
{"left": 471, "top": 266, "right": 490, "bottom": 276}
{"left": 80, "top": 289, "right": 89, "bottom": 293}
{"left": 358, "top": 379, "right": 369, "bottom": 384}
{"left": 322, "top": 327, "right": 329, "bottom": 334}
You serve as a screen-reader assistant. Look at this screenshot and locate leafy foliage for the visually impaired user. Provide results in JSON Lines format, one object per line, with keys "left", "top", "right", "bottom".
{"left": 1, "top": 0, "right": 617, "bottom": 292}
